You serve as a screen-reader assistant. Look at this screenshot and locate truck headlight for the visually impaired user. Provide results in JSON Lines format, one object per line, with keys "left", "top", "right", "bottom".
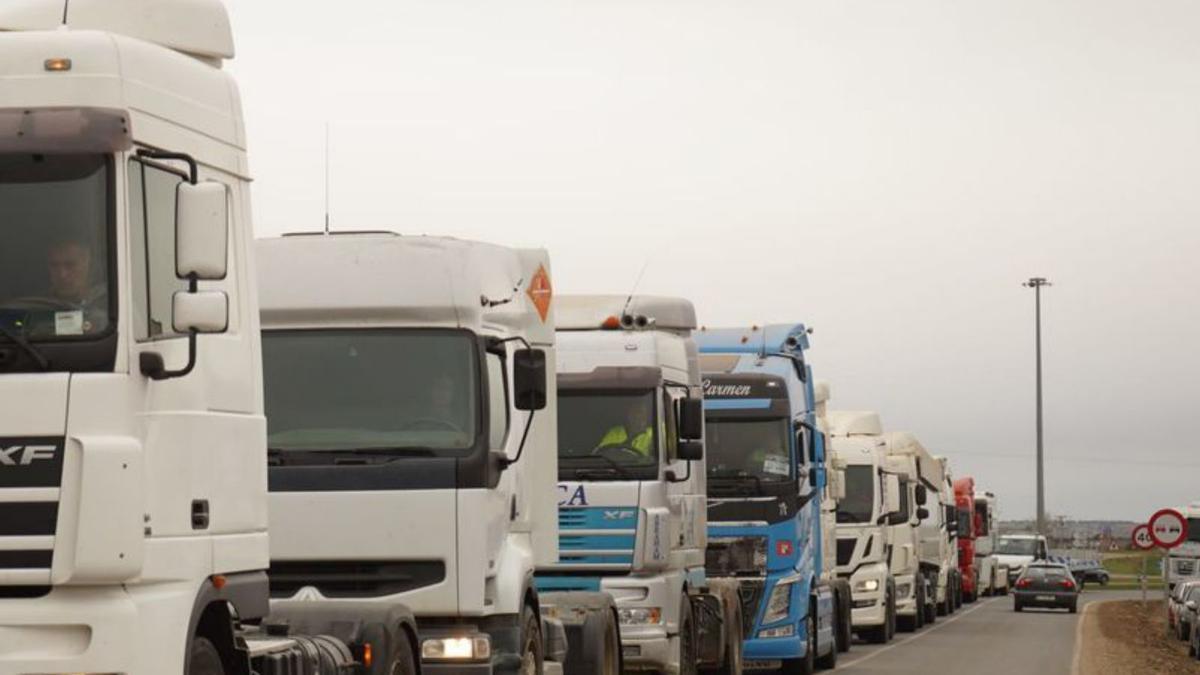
{"left": 854, "top": 579, "right": 880, "bottom": 593}
{"left": 422, "top": 635, "right": 491, "bottom": 661}
{"left": 896, "top": 582, "right": 912, "bottom": 599}
{"left": 762, "top": 577, "right": 798, "bottom": 624}
{"left": 618, "top": 607, "right": 663, "bottom": 625}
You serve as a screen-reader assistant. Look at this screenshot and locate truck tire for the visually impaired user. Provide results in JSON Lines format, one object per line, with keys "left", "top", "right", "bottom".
{"left": 836, "top": 581, "right": 852, "bottom": 653}
{"left": 782, "top": 611, "right": 816, "bottom": 675}
{"left": 816, "top": 600, "right": 837, "bottom": 669}
{"left": 388, "top": 632, "right": 418, "bottom": 675}
{"left": 519, "top": 605, "right": 545, "bottom": 675}
{"left": 703, "top": 598, "right": 742, "bottom": 675}
{"left": 568, "top": 607, "right": 620, "bottom": 675}
{"left": 187, "top": 637, "right": 225, "bottom": 675}
{"left": 678, "top": 595, "right": 698, "bottom": 675}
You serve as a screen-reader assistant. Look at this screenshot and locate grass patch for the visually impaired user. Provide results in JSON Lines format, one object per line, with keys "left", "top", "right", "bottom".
{"left": 1103, "top": 551, "right": 1163, "bottom": 576}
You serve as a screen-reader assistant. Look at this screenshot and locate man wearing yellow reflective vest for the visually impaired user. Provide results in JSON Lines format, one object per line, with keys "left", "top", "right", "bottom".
{"left": 595, "top": 403, "right": 655, "bottom": 458}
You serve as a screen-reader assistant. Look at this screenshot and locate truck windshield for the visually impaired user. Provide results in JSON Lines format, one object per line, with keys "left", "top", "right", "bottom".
{"left": 706, "top": 418, "right": 791, "bottom": 483}
{"left": 263, "top": 330, "right": 480, "bottom": 456}
{"left": 558, "top": 391, "right": 658, "bottom": 481}
{"left": 0, "top": 153, "right": 113, "bottom": 341}
{"left": 996, "top": 538, "right": 1039, "bottom": 556}
{"left": 837, "top": 465, "right": 875, "bottom": 523}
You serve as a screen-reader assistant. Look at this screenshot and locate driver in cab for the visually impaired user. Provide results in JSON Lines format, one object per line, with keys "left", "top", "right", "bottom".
{"left": 595, "top": 403, "right": 655, "bottom": 458}
{"left": 45, "top": 237, "right": 107, "bottom": 333}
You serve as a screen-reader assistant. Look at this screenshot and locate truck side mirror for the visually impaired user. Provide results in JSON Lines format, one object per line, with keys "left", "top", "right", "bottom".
{"left": 677, "top": 439, "right": 703, "bottom": 461}
{"left": 831, "top": 469, "right": 847, "bottom": 501}
{"left": 513, "top": 349, "right": 547, "bottom": 411}
{"left": 176, "top": 182, "right": 229, "bottom": 281}
{"left": 915, "top": 484, "right": 928, "bottom": 506}
{"left": 172, "top": 291, "right": 228, "bottom": 334}
{"left": 883, "top": 474, "right": 902, "bottom": 517}
{"left": 677, "top": 398, "right": 703, "bottom": 440}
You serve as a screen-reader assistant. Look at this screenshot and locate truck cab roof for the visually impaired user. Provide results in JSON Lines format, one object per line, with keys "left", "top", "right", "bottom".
{"left": 1, "top": 0, "right": 235, "bottom": 61}
{"left": 256, "top": 233, "right": 554, "bottom": 345}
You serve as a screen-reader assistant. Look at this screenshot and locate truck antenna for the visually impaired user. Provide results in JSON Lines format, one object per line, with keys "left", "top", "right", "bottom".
{"left": 323, "top": 121, "right": 331, "bottom": 234}
{"left": 620, "top": 258, "right": 650, "bottom": 318}
{"left": 62, "top": 0, "right": 70, "bottom": 24}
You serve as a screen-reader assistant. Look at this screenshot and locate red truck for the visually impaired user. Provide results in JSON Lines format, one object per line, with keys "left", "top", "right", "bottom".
{"left": 953, "top": 477, "right": 980, "bottom": 603}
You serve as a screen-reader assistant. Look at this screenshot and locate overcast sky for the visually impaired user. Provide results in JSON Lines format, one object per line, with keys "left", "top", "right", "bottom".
{"left": 225, "top": 0, "right": 1200, "bottom": 522}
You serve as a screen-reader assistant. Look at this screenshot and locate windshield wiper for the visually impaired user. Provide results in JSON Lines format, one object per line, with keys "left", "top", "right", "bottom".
{"left": 573, "top": 453, "right": 635, "bottom": 480}
{"left": 267, "top": 446, "right": 438, "bottom": 466}
{"left": 0, "top": 324, "right": 48, "bottom": 370}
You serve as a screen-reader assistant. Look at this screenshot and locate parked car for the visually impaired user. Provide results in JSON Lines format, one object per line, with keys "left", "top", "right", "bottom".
{"left": 1171, "top": 580, "right": 1200, "bottom": 639}
{"left": 1179, "top": 585, "right": 1200, "bottom": 643}
{"left": 1013, "top": 563, "right": 1079, "bottom": 613}
{"left": 1077, "top": 560, "right": 1109, "bottom": 586}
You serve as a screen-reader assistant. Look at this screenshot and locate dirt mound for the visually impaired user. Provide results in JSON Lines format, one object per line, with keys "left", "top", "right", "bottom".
{"left": 1078, "top": 599, "right": 1200, "bottom": 674}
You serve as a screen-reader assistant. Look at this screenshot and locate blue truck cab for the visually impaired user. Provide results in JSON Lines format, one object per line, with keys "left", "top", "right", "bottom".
{"left": 697, "top": 324, "right": 838, "bottom": 672}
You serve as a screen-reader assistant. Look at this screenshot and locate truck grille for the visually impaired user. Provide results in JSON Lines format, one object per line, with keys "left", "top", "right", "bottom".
{"left": 268, "top": 560, "right": 445, "bottom": 598}
{"left": 836, "top": 538, "right": 857, "bottom": 567}
{"left": 706, "top": 536, "right": 767, "bottom": 577}
{"left": 552, "top": 506, "right": 637, "bottom": 571}
{"left": 0, "top": 437, "right": 65, "bottom": 584}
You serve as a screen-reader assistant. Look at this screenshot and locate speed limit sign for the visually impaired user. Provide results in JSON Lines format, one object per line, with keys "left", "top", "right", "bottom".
{"left": 1149, "top": 508, "right": 1188, "bottom": 549}
{"left": 1132, "top": 523, "right": 1155, "bottom": 551}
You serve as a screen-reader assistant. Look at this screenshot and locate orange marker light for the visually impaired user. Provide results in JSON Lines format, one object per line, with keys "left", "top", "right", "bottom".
{"left": 601, "top": 316, "right": 621, "bottom": 329}
{"left": 362, "top": 642, "right": 373, "bottom": 668}
{"left": 211, "top": 575, "right": 227, "bottom": 590}
{"left": 44, "top": 58, "right": 72, "bottom": 72}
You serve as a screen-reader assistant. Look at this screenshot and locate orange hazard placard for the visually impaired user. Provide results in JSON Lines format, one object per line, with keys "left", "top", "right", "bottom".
{"left": 527, "top": 265, "right": 553, "bottom": 322}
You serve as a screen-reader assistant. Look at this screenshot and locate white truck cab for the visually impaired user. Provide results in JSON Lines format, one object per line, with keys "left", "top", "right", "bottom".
{"left": 973, "top": 491, "right": 1009, "bottom": 595}
{"left": 880, "top": 431, "right": 940, "bottom": 632}
{"left": 257, "top": 233, "right": 562, "bottom": 674}
{"left": 1166, "top": 502, "right": 1200, "bottom": 592}
{"left": 933, "top": 456, "right": 962, "bottom": 615}
{"left": 995, "top": 533, "right": 1049, "bottom": 586}
{"left": 0, "top": 2, "right": 275, "bottom": 672}
{"left": 537, "top": 296, "right": 739, "bottom": 675}
{"left": 829, "top": 411, "right": 899, "bottom": 644}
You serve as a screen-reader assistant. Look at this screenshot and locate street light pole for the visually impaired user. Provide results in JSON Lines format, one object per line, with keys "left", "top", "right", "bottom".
{"left": 1023, "top": 277, "right": 1051, "bottom": 536}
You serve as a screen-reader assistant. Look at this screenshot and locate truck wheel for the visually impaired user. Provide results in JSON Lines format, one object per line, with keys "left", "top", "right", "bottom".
{"left": 519, "top": 605, "right": 545, "bottom": 675}
{"left": 914, "top": 582, "right": 926, "bottom": 629}
{"left": 388, "top": 633, "right": 418, "bottom": 675}
{"left": 886, "top": 588, "right": 897, "bottom": 641}
{"left": 816, "top": 601, "right": 837, "bottom": 669}
{"left": 187, "top": 637, "right": 225, "bottom": 675}
{"left": 837, "top": 585, "right": 852, "bottom": 653}
{"left": 678, "top": 595, "right": 698, "bottom": 675}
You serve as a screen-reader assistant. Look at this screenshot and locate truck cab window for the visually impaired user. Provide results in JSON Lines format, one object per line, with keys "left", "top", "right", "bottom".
{"left": 0, "top": 153, "right": 113, "bottom": 343}
{"left": 128, "top": 158, "right": 188, "bottom": 341}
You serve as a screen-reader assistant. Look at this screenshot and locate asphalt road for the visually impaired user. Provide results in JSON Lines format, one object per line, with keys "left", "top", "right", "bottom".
{"left": 830, "top": 590, "right": 1145, "bottom": 675}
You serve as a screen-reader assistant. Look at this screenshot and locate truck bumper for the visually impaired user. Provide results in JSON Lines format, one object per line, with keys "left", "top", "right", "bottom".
{"left": 893, "top": 573, "right": 918, "bottom": 617}
{"left": 0, "top": 583, "right": 190, "bottom": 675}
{"left": 601, "top": 571, "right": 685, "bottom": 672}
{"left": 844, "top": 565, "right": 888, "bottom": 628}
{"left": 743, "top": 633, "right": 805, "bottom": 661}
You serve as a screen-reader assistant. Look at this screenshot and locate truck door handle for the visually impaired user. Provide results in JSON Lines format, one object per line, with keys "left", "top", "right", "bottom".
{"left": 192, "top": 500, "right": 210, "bottom": 530}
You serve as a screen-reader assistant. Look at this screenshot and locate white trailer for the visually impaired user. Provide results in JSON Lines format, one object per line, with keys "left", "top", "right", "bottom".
{"left": 828, "top": 411, "right": 900, "bottom": 644}
{"left": 257, "top": 233, "right": 618, "bottom": 674}
{"left": 933, "top": 457, "right": 963, "bottom": 615}
{"left": 538, "top": 296, "right": 740, "bottom": 675}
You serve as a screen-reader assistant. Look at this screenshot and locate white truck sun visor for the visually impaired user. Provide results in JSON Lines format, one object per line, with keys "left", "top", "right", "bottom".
{"left": 0, "top": 107, "right": 132, "bottom": 153}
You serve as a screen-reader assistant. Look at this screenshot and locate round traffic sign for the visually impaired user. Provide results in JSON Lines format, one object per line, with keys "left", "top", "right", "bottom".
{"left": 1131, "top": 523, "right": 1155, "bottom": 551}
{"left": 1149, "top": 508, "right": 1188, "bottom": 549}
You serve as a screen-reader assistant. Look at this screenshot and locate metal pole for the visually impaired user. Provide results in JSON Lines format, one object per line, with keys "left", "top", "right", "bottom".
{"left": 1035, "top": 283, "right": 1044, "bottom": 536}
{"left": 1024, "top": 277, "right": 1051, "bottom": 536}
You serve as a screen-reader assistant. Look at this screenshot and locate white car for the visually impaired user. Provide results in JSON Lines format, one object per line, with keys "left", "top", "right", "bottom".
{"left": 995, "top": 534, "right": 1049, "bottom": 584}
